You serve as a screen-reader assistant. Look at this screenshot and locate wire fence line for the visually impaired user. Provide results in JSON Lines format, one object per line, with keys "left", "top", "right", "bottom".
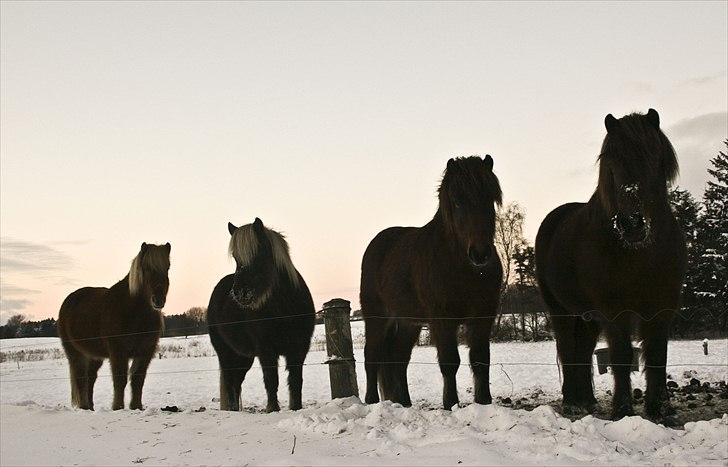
{"left": 1, "top": 360, "right": 725, "bottom": 384}
{"left": 3, "top": 307, "right": 726, "bottom": 351}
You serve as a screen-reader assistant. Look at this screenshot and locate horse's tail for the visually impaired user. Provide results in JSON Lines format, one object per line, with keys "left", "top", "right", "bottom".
{"left": 377, "top": 346, "right": 398, "bottom": 402}
{"left": 63, "top": 345, "right": 84, "bottom": 408}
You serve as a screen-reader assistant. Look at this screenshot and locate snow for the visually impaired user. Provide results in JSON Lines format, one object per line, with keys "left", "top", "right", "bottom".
{"left": 1, "top": 333, "right": 726, "bottom": 465}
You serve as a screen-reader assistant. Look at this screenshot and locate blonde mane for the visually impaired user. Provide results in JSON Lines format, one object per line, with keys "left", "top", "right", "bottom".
{"left": 128, "top": 244, "right": 171, "bottom": 296}
{"left": 228, "top": 224, "right": 300, "bottom": 288}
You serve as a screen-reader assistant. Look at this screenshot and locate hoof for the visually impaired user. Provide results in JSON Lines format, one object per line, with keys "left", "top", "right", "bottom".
{"left": 129, "top": 402, "right": 143, "bottom": 410}
{"left": 474, "top": 395, "right": 493, "bottom": 405}
{"left": 443, "top": 400, "right": 460, "bottom": 411}
{"left": 365, "top": 393, "right": 380, "bottom": 404}
{"left": 645, "top": 399, "right": 675, "bottom": 422}
{"left": 611, "top": 404, "right": 634, "bottom": 420}
{"left": 562, "top": 402, "right": 593, "bottom": 417}
{"left": 265, "top": 402, "right": 280, "bottom": 413}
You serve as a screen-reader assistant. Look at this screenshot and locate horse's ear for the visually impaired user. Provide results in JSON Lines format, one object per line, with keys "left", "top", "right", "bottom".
{"left": 605, "top": 114, "right": 619, "bottom": 133}
{"left": 646, "top": 108, "right": 660, "bottom": 129}
{"left": 164, "top": 242, "right": 171, "bottom": 253}
{"left": 483, "top": 155, "right": 493, "bottom": 171}
{"left": 141, "top": 242, "right": 148, "bottom": 252}
{"left": 253, "top": 217, "right": 265, "bottom": 234}
{"left": 447, "top": 158, "right": 455, "bottom": 170}
{"left": 227, "top": 222, "right": 237, "bottom": 235}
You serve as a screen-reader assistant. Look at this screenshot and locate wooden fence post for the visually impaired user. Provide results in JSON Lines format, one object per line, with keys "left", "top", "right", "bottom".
{"left": 323, "top": 298, "right": 359, "bottom": 399}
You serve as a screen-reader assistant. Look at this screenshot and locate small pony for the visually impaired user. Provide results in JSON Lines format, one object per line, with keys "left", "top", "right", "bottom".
{"left": 536, "top": 109, "right": 686, "bottom": 421}
{"left": 361, "top": 156, "right": 504, "bottom": 409}
{"left": 207, "top": 218, "right": 315, "bottom": 412}
{"left": 58, "top": 242, "right": 171, "bottom": 410}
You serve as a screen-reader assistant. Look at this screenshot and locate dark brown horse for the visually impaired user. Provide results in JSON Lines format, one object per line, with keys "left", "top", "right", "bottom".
{"left": 361, "top": 156, "right": 503, "bottom": 410}
{"left": 207, "top": 218, "right": 315, "bottom": 412}
{"left": 536, "top": 109, "right": 686, "bottom": 421}
{"left": 58, "top": 242, "right": 171, "bottom": 410}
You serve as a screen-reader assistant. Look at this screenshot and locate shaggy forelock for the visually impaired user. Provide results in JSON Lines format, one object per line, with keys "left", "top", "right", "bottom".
{"left": 599, "top": 112, "right": 679, "bottom": 184}
{"left": 439, "top": 156, "right": 503, "bottom": 206}
{"left": 228, "top": 224, "right": 300, "bottom": 288}
{"left": 129, "top": 245, "right": 170, "bottom": 296}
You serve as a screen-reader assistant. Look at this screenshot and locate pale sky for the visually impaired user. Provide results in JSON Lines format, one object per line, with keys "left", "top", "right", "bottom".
{"left": 1, "top": 1, "right": 726, "bottom": 323}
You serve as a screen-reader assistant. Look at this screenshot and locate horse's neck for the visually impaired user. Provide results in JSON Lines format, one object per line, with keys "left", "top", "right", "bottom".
{"left": 112, "top": 276, "right": 146, "bottom": 309}
{"left": 426, "top": 211, "right": 467, "bottom": 267}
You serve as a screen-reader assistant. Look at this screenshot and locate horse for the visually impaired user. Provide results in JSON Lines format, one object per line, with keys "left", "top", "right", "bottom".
{"left": 535, "top": 109, "right": 686, "bottom": 421}
{"left": 207, "top": 218, "right": 315, "bottom": 412}
{"left": 57, "top": 242, "right": 171, "bottom": 410}
{"left": 361, "top": 155, "right": 504, "bottom": 410}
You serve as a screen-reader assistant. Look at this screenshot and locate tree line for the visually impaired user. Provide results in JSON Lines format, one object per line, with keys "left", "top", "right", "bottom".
{"left": 2, "top": 143, "right": 726, "bottom": 341}
{"left": 0, "top": 307, "right": 208, "bottom": 339}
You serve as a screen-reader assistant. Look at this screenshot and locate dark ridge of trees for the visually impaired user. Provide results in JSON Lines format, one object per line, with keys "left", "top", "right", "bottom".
{"left": 0, "top": 308, "right": 208, "bottom": 339}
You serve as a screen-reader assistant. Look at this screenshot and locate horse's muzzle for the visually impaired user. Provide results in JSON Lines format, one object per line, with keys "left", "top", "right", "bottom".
{"left": 151, "top": 296, "right": 166, "bottom": 311}
{"left": 468, "top": 245, "right": 493, "bottom": 271}
{"left": 613, "top": 212, "right": 651, "bottom": 247}
{"left": 229, "top": 288, "right": 255, "bottom": 308}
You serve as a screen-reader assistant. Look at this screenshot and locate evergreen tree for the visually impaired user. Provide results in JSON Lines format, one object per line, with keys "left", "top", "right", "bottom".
{"left": 668, "top": 187, "right": 702, "bottom": 335}
{"left": 695, "top": 141, "right": 728, "bottom": 334}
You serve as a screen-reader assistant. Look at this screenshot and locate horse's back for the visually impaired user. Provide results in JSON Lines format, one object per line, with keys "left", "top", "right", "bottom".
{"left": 360, "top": 226, "right": 418, "bottom": 310}
{"left": 535, "top": 203, "right": 588, "bottom": 305}
{"left": 58, "top": 287, "right": 109, "bottom": 353}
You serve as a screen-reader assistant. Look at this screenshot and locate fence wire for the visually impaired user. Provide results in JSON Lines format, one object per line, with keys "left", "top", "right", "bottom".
{"left": 2, "top": 307, "right": 725, "bottom": 351}
{"left": 0, "top": 360, "right": 725, "bottom": 384}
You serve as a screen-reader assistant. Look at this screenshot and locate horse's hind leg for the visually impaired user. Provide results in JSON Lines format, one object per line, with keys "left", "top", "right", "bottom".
{"left": 129, "top": 353, "right": 154, "bottom": 410}
{"left": 218, "top": 351, "right": 253, "bottom": 411}
{"left": 572, "top": 317, "right": 600, "bottom": 409}
{"left": 604, "top": 319, "right": 634, "bottom": 419}
{"left": 109, "top": 354, "right": 129, "bottom": 410}
{"left": 641, "top": 313, "right": 675, "bottom": 421}
{"left": 551, "top": 313, "right": 599, "bottom": 415}
{"left": 65, "top": 349, "right": 91, "bottom": 409}
{"left": 259, "top": 352, "right": 280, "bottom": 413}
{"left": 431, "top": 321, "right": 461, "bottom": 410}
{"left": 363, "top": 316, "right": 386, "bottom": 404}
{"left": 285, "top": 350, "right": 306, "bottom": 410}
{"left": 86, "top": 358, "right": 103, "bottom": 410}
{"left": 387, "top": 322, "right": 421, "bottom": 407}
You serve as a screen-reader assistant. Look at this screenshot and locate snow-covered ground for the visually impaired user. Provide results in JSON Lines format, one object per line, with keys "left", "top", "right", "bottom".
{"left": 1, "top": 332, "right": 726, "bottom": 465}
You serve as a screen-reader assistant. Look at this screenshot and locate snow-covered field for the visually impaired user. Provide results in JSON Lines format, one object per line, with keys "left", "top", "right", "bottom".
{"left": 1, "top": 331, "right": 726, "bottom": 465}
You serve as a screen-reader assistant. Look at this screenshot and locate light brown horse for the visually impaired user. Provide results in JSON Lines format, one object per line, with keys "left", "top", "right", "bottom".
{"left": 58, "top": 242, "right": 170, "bottom": 410}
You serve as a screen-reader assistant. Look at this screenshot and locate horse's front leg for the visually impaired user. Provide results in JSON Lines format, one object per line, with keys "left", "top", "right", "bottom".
{"left": 259, "top": 352, "right": 280, "bottom": 413}
{"left": 129, "top": 352, "right": 154, "bottom": 410}
{"left": 641, "top": 311, "right": 675, "bottom": 421}
{"left": 466, "top": 320, "right": 493, "bottom": 405}
{"left": 431, "top": 322, "right": 460, "bottom": 410}
{"left": 109, "top": 354, "right": 129, "bottom": 410}
{"left": 604, "top": 318, "right": 634, "bottom": 419}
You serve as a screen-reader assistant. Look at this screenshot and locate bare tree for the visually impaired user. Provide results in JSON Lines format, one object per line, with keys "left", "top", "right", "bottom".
{"left": 6, "top": 314, "right": 25, "bottom": 327}
{"left": 493, "top": 202, "right": 525, "bottom": 336}
{"left": 494, "top": 202, "right": 525, "bottom": 287}
{"left": 184, "top": 307, "right": 206, "bottom": 323}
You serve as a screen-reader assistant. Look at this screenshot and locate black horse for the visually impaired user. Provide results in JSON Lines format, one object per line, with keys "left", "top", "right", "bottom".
{"left": 361, "top": 156, "right": 503, "bottom": 410}
{"left": 207, "top": 218, "right": 315, "bottom": 412}
{"left": 536, "top": 109, "right": 686, "bottom": 421}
